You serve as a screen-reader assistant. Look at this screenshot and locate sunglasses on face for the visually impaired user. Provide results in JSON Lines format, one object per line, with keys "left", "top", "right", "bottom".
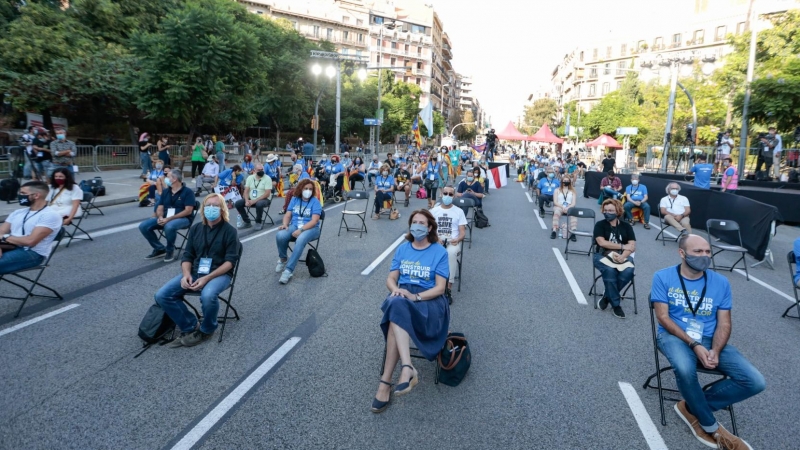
{"left": 442, "top": 192, "right": 454, "bottom": 196}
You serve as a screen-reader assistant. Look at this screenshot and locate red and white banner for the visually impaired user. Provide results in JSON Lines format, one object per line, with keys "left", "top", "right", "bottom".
{"left": 26, "top": 112, "right": 68, "bottom": 131}
{"left": 488, "top": 165, "right": 507, "bottom": 190}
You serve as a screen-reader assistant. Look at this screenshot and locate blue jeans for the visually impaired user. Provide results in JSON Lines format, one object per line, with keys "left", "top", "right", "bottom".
{"left": 461, "top": 192, "right": 482, "bottom": 208}
{"left": 155, "top": 273, "right": 231, "bottom": 334}
{"left": 592, "top": 253, "right": 634, "bottom": 307}
{"left": 138, "top": 217, "right": 190, "bottom": 252}
{"left": 657, "top": 332, "right": 765, "bottom": 432}
{"left": 0, "top": 248, "right": 44, "bottom": 274}
{"left": 624, "top": 201, "right": 651, "bottom": 223}
{"left": 602, "top": 186, "right": 622, "bottom": 200}
{"left": 276, "top": 225, "right": 321, "bottom": 272}
{"left": 140, "top": 152, "right": 152, "bottom": 176}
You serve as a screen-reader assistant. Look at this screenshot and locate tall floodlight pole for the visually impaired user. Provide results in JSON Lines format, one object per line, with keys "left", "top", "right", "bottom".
{"left": 660, "top": 62, "right": 680, "bottom": 171}
{"left": 738, "top": 0, "right": 758, "bottom": 179}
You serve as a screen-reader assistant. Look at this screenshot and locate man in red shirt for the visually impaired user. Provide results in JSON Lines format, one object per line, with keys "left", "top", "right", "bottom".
{"left": 600, "top": 170, "right": 623, "bottom": 201}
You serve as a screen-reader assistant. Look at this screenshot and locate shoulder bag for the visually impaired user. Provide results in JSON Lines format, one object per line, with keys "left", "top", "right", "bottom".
{"left": 437, "top": 332, "right": 471, "bottom": 387}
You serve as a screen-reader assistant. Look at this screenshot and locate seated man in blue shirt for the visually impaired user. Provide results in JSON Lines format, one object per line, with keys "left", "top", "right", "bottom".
{"left": 536, "top": 167, "right": 560, "bottom": 216}
{"left": 651, "top": 234, "right": 764, "bottom": 449}
{"left": 139, "top": 170, "right": 196, "bottom": 262}
{"left": 456, "top": 167, "right": 485, "bottom": 208}
{"left": 217, "top": 165, "right": 243, "bottom": 189}
{"left": 689, "top": 153, "right": 714, "bottom": 189}
{"left": 623, "top": 173, "right": 651, "bottom": 229}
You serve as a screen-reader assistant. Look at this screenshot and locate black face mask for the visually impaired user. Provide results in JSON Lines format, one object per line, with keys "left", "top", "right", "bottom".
{"left": 256, "top": 171, "right": 265, "bottom": 177}
{"left": 18, "top": 193, "right": 32, "bottom": 206}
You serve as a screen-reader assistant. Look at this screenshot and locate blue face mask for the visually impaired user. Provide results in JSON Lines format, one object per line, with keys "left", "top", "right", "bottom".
{"left": 164, "top": 177, "right": 172, "bottom": 187}
{"left": 409, "top": 223, "right": 429, "bottom": 241}
{"left": 57, "top": 134, "right": 65, "bottom": 140}
{"left": 442, "top": 195, "right": 453, "bottom": 206}
{"left": 547, "top": 173, "right": 555, "bottom": 179}
{"left": 204, "top": 205, "right": 221, "bottom": 221}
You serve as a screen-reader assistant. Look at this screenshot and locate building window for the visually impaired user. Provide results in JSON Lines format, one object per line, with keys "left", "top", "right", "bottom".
{"left": 616, "top": 61, "right": 626, "bottom": 75}
{"left": 620, "top": 44, "right": 627, "bottom": 56}
{"left": 358, "top": 33, "right": 364, "bottom": 43}
{"left": 343, "top": 31, "right": 349, "bottom": 41}
{"left": 672, "top": 33, "right": 682, "bottom": 47}
{"left": 326, "top": 28, "right": 333, "bottom": 40}
{"left": 592, "top": 48, "right": 598, "bottom": 60}
{"left": 736, "top": 22, "right": 746, "bottom": 34}
{"left": 416, "top": 78, "right": 421, "bottom": 85}
{"left": 376, "top": 55, "right": 381, "bottom": 64}
{"left": 589, "top": 83, "right": 596, "bottom": 96}
{"left": 616, "top": 80, "right": 623, "bottom": 90}
{"left": 579, "top": 51, "right": 584, "bottom": 62}
{"left": 343, "top": 16, "right": 349, "bottom": 23}
{"left": 589, "top": 67, "right": 598, "bottom": 78}
{"left": 411, "top": 24, "right": 425, "bottom": 34}
{"left": 715, "top": 25, "right": 726, "bottom": 41}
{"left": 417, "top": 47, "right": 422, "bottom": 55}
{"left": 390, "top": 57, "right": 396, "bottom": 66}
{"left": 602, "top": 82, "right": 610, "bottom": 95}
{"left": 373, "top": 16, "right": 384, "bottom": 24}
{"left": 405, "top": 43, "right": 410, "bottom": 52}
{"left": 576, "top": 85, "right": 581, "bottom": 97}
{"left": 291, "top": 21, "right": 298, "bottom": 30}
{"left": 606, "top": 46, "right": 612, "bottom": 58}
{"left": 417, "top": 61, "right": 422, "bottom": 69}
{"left": 694, "top": 29, "right": 704, "bottom": 44}
{"left": 312, "top": 25, "right": 320, "bottom": 38}
{"left": 342, "top": 48, "right": 349, "bottom": 55}
{"left": 356, "top": 50, "right": 362, "bottom": 57}
{"left": 256, "top": 10, "right": 263, "bottom": 14}
{"left": 654, "top": 37, "right": 663, "bottom": 49}
{"left": 603, "top": 63, "right": 610, "bottom": 75}
{"left": 391, "top": 41, "right": 397, "bottom": 49}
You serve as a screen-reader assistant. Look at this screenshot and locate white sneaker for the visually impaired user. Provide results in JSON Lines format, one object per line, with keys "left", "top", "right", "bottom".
{"left": 275, "top": 260, "right": 286, "bottom": 273}
{"left": 279, "top": 269, "right": 293, "bottom": 284}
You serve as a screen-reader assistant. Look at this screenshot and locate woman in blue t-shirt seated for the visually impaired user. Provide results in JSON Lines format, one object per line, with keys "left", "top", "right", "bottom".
{"left": 372, "top": 209, "right": 450, "bottom": 413}
{"left": 372, "top": 164, "right": 395, "bottom": 220}
{"left": 275, "top": 179, "right": 322, "bottom": 285}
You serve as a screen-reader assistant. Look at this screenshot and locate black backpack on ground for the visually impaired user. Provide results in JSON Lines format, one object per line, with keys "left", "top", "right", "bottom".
{"left": 80, "top": 177, "right": 106, "bottom": 196}
{"left": 474, "top": 209, "right": 490, "bottom": 228}
{"left": 135, "top": 304, "right": 176, "bottom": 357}
{"left": 789, "top": 169, "right": 799, "bottom": 183}
{"left": 306, "top": 248, "right": 327, "bottom": 277}
{"left": 0, "top": 178, "right": 20, "bottom": 202}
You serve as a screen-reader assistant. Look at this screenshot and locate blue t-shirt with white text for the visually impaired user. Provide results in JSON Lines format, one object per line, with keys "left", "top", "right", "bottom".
{"left": 390, "top": 242, "right": 449, "bottom": 289}
{"left": 288, "top": 197, "right": 322, "bottom": 229}
{"left": 375, "top": 175, "right": 394, "bottom": 191}
{"left": 651, "top": 265, "right": 732, "bottom": 337}
{"left": 625, "top": 184, "right": 648, "bottom": 202}
{"left": 691, "top": 163, "right": 714, "bottom": 189}
{"left": 537, "top": 178, "right": 560, "bottom": 195}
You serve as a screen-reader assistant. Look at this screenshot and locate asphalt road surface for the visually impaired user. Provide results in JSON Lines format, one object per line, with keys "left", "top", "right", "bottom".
{"left": 2, "top": 174, "right": 799, "bottom": 450}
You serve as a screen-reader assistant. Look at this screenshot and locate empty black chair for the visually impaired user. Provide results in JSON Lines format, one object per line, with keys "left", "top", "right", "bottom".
{"left": 564, "top": 207, "right": 595, "bottom": 260}
{"left": 0, "top": 229, "right": 66, "bottom": 318}
{"left": 782, "top": 251, "right": 800, "bottom": 319}
{"left": 339, "top": 190, "right": 369, "bottom": 238}
{"left": 706, "top": 219, "right": 749, "bottom": 281}
{"left": 642, "top": 298, "right": 737, "bottom": 434}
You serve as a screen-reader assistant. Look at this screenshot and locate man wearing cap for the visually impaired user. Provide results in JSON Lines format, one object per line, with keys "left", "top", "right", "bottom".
{"left": 367, "top": 154, "right": 381, "bottom": 187}
{"left": 264, "top": 154, "right": 281, "bottom": 186}
{"left": 195, "top": 155, "right": 220, "bottom": 195}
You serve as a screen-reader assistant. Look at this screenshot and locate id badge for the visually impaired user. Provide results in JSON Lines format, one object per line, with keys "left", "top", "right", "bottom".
{"left": 429, "top": 174, "right": 435, "bottom": 181}
{"left": 167, "top": 207, "right": 176, "bottom": 218}
{"left": 198, "top": 258, "right": 212, "bottom": 275}
{"left": 297, "top": 220, "right": 304, "bottom": 229}
{"left": 251, "top": 189, "right": 259, "bottom": 199}
{"left": 686, "top": 319, "right": 704, "bottom": 341}
{"left": 37, "top": 152, "right": 44, "bottom": 158}
{"left": 562, "top": 202, "right": 569, "bottom": 207}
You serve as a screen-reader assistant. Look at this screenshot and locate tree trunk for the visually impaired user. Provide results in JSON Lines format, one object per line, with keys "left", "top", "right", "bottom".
{"left": 128, "top": 121, "right": 139, "bottom": 146}
{"left": 272, "top": 117, "right": 281, "bottom": 151}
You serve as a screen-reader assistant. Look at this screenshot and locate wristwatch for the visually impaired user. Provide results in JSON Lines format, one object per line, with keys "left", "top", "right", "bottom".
{"left": 1, "top": 233, "right": 9, "bottom": 242}
{"left": 689, "top": 341, "right": 700, "bottom": 349}
{"left": 415, "top": 294, "right": 422, "bottom": 302}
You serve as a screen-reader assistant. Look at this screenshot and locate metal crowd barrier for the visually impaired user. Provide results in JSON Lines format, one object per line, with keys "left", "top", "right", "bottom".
{"left": 95, "top": 145, "right": 140, "bottom": 170}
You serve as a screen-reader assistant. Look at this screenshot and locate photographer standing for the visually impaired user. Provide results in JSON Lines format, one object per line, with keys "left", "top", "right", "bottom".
{"left": 755, "top": 127, "right": 782, "bottom": 179}
{"left": 715, "top": 130, "right": 734, "bottom": 175}
{"left": 485, "top": 129, "right": 497, "bottom": 162}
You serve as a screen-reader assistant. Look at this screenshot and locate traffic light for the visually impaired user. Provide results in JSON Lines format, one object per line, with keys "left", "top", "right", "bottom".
{"left": 311, "top": 115, "right": 318, "bottom": 130}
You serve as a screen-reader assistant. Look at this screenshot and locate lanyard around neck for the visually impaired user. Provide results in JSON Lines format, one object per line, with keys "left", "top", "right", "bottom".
{"left": 676, "top": 265, "right": 707, "bottom": 317}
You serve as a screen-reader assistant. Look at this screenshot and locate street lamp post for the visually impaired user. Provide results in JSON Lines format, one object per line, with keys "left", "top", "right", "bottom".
{"left": 738, "top": 0, "right": 758, "bottom": 179}
{"left": 375, "top": 21, "right": 396, "bottom": 149}
{"left": 311, "top": 64, "right": 335, "bottom": 152}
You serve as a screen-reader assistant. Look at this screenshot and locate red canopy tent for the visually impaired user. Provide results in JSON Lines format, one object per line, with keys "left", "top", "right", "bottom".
{"left": 527, "top": 123, "right": 563, "bottom": 144}
{"left": 495, "top": 121, "right": 529, "bottom": 141}
{"left": 587, "top": 134, "right": 622, "bottom": 148}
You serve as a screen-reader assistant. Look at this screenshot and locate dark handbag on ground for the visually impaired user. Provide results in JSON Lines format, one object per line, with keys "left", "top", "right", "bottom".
{"left": 80, "top": 177, "right": 105, "bottom": 196}
{"left": 306, "top": 248, "right": 327, "bottom": 277}
{"left": 474, "top": 209, "right": 490, "bottom": 228}
{"left": 0, "top": 178, "right": 20, "bottom": 201}
{"left": 138, "top": 304, "right": 175, "bottom": 345}
{"left": 437, "top": 332, "right": 471, "bottom": 387}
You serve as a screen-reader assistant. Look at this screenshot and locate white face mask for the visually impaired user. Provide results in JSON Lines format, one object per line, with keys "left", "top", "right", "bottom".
{"left": 382, "top": 171, "right": 389, "bottom": 176}
{"left": 670, "top": 189, "right": 679, "bottom": 196}
{"left": 302, "top": 189, "right": 313, "bottom": 199}
{"left": 632, "top": 180, "right": 639, "bottom": 186}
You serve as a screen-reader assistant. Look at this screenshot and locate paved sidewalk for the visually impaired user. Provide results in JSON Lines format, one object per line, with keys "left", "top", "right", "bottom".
{"left": 1, "top": 169, "right": 144, "bottom": 221}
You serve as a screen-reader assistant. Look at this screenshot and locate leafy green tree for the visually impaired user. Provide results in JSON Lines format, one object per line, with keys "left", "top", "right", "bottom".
{"left": 746, "top": 59, "right": 800, "bottom": 131}
{"left": 455, "top": 109, "right": 477, "bottom": 141}
{"left": 522, "top": 98, "right": 558, "bottom": 134}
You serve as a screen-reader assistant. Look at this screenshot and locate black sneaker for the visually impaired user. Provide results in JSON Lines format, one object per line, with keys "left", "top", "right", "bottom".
{"left": 550, "top": 231, "right": 557, "bottom": 239}
{"left": 612, "top": 306, "right": 626, "bottom": 319}
{"left": 570, "top": 234, "right": 577, "bottom": 242}
{"left": 182, "top": 329, "right": 213, "bottom": 347}
{"left": 145, "top": 249, "right": 167, "bottom": 260}
{"left": 597, "top": 296, "right": 610, "bottom": 310}
{"left": 164, "top": 250, "right": 175, "bottom": 262}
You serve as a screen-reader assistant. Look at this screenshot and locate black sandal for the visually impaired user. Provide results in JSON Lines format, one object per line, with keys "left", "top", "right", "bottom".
{"left": 371, "top": 380, "right": 393, "bottom": 413}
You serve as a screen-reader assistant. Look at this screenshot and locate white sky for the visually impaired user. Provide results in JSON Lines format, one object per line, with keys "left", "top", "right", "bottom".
{"left": 431, "top": 0, "right": 692, "bottom": 127}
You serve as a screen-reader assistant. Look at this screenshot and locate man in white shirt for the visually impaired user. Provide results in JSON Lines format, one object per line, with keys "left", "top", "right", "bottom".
{"left": 767, "top": 127, "right": 783, "bottom": 179}
{"left": 715, "top": 130, "right": 734, "bottom": 175}
{"left": 430, "top": 185, "right": 467, "bottom": 297}
{"left": 234, "top": 164, "right": 273, "bottom": 231}
{"left": 659, "top": 182, "right": 692, "bottom": 235}
{"left": 195, "top": 155, "right": 220, "bottom": 194}
{"left": 0, "top": 181, "right": 63, "bottom": 274}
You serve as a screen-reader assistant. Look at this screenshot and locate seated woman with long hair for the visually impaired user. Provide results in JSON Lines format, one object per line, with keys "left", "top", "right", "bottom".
{"left": 372, "top": 209, "right": 450, "bottom": 413}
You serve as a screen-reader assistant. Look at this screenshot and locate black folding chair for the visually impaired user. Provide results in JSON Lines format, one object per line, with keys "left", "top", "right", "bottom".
{"left": 564, "top": 208, "right": 595, "bottom": 260}
{"left": 453, "top": 197, "right": 475, "bottom": 249}
{"left": 588, "top": 256, "right": 638, "bottom": 315}
{"left": 706, "top": 219, "right": 749, "bottom": 281}
{"left": 1, "top": 229, "right": 65, "bottom": 318}
{"left": 782, "top": 251, "right": 800, "bottom": 319}
{"left": 180, "top": 244, "right": 243, "bottom": 343}
{"left": 378, "top": 191, "right": 397, "bottom": 218}
{"left": 65, "top": 192, "right": 94, "bottom": 247}
{"left": 642, "top": 298, "right": 738, "bottom": 434}
{"left": 380, "top": 342, "right": 440, "bottom": 385}
{"left": 245, "top": 199, "right": 275, "bottom": 226}
{"left": 288, "top": 209, "right": 325, "bottom": 263}
{"left": 156, "top": 201, "right": 199, "bottom": 260}
{"left": 655, "top": 208, "right": 680, "bottom": 246}
{"left": 339, "top": 190, "right": 369, "bottom": 238}
{"left": 80, "top": 190, "right": 104, "bottom": 216}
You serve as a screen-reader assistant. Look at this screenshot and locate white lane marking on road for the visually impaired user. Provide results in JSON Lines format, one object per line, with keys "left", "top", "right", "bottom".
{"left": 170, "top": 337, "right": 301, "bottom": 450}
{"left": 552, "top": 248, "right": 588, "bottom": 305}
{"left": 0, "top": 304, "right": 80, "bottom": 337}
{"left": 520, "top": 181, "right": 525, "bottom": 189}
{"left": 652, "top": 225, "right": 678, "bottom": 239}
{"left": 103, "top": 182, "right": 135, "bottom": 186}
{"left": 60, "top": 223, "right": 140, "bottom": 245}
{"left": 733, "top": 269, "right": 795, "bottom": 302}
{"left": 525, "top": 192, "right": 534, "bottom": 203}
{"left": 534, "top": 210, "right": 547, "bottom": 230}
{"left": 362, "top": 234, "right": 406, "bottom": 276}
{"left": 618, "top": 381, "right": 669, "bottom": 450}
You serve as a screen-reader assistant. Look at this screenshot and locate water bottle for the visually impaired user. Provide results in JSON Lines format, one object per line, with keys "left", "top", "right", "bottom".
{"left": 236, "top": 213, "right": 243, "bottom": 228}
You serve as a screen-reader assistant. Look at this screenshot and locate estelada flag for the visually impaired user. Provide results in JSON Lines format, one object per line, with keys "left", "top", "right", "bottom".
{"left": 276, "top": 177, "right": 285, "bottom": 197}
{"left": 412, "top": 116, "right": 422, "bottom": 149}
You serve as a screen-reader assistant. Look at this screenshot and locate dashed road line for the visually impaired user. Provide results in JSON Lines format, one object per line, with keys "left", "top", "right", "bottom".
{"left": 361, "top": 234, "right": 406, "bottom": 275}
{"left": 552, "top": 248, "right": 588, "bottom": 305}
{"left": 525, "top": 192, "right": 534, "bottom": 203}
{"left": 733, "top": 269, "right": 795, "bottom": 302}
{"left": 534, "top": 210, "right": 547, "bottom": 230}
{"left": 0, "top": 304, "right": 80, "bottom": 337}
{"left": 618, "top": 381, "right": 669, "bottom": 450}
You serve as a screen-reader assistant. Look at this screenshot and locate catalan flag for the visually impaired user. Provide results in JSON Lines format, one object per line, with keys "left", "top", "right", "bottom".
{"left": 412, "top": 116, "right": 422, "bottom": 149}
